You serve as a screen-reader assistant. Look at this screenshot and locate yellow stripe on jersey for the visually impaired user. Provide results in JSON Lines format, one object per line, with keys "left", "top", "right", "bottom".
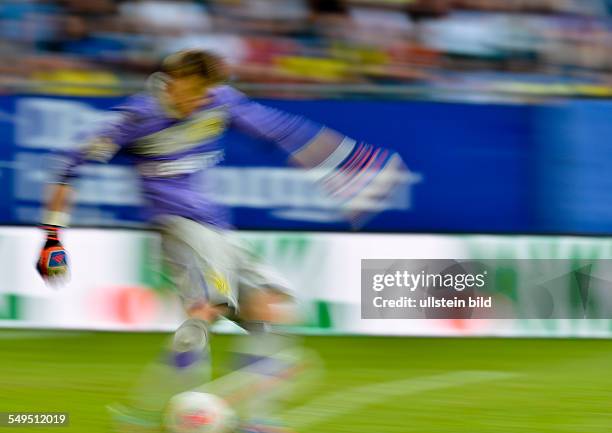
{"left": 134, "top": 109, "right": 227, "bottom": 156}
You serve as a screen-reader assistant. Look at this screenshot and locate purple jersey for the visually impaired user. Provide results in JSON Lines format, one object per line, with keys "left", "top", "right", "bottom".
{"left": 58, "top": 85, "right": 333, "bottom": 227}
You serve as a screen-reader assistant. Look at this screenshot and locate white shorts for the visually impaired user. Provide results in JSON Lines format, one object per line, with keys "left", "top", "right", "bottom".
{"left": 158, "top": 216, "right": 291, "bottom": 311}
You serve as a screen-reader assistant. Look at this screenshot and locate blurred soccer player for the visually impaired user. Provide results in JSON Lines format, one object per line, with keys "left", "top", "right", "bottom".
{"left": 36, "top": 49, "right": 407, "bottom": 432}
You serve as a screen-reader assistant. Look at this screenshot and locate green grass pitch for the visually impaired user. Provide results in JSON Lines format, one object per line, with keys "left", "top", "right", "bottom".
{"left": 2, "top": 329, "right": 612, "bottom": 433}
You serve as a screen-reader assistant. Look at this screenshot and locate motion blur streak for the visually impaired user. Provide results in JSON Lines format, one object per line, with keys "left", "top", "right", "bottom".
{"left": 2, "top": 2, "right": 612, "bottom": 433}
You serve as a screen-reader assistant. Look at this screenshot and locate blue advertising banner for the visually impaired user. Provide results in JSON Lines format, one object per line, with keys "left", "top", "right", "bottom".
{"left": 1, "top": 93, "right": 603, "bottom": 234}
{"left": 534, "top": 100, "right": 612, "bottom": 235}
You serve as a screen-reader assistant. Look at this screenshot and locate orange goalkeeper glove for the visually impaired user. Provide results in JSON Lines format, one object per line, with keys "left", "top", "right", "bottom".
{"left": 36, "top": 225, "right": 69, "bottom": 285}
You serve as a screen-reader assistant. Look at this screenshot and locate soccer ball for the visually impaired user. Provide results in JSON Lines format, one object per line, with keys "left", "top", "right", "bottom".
{"left": 164, "top": 391, "right": 237, "bottom": 433}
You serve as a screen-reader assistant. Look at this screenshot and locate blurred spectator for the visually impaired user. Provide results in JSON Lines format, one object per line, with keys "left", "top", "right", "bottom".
{"left": 2, "top": 0, "right": 612, "bottom": 98}
{"left": 119, "top": 0, "right": 211, "bottom": 33}
{"left": 210, "top": 0, "right": 310, "bottom": 34}
{"left": 0, "top": 0, "right": 64, "bottom": 46}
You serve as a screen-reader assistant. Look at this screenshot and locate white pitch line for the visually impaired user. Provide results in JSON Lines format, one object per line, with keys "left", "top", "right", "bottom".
{"left": 281, "top": 370, "right": 518, "bottom": 429}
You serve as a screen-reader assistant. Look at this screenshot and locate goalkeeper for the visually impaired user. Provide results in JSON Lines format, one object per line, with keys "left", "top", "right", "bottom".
{"left": 36, "top": 50, "right": 407, "bottom": 431}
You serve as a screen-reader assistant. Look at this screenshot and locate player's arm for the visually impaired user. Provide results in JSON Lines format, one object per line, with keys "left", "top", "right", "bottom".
{"left": 37, "top": 105, "right": 140, "bottom": 284}
{"left": 36, "top": 136, "right": 122, "bottom": 283}
{"left": 218, "top": 86, "right": 408, "bottom": 226}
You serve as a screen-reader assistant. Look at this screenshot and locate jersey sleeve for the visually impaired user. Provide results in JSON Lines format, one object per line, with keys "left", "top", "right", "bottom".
{"left": 54, "top": 96, "right": 145, "bottom": 183}
{"left": 215, "top": 85, "right": 410, "bottom": 228}
{"left": 214, "top": 85, "right": 357, "bottom": 170}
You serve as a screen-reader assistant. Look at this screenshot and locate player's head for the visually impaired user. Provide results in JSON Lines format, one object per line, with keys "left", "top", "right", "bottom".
{"left": 159, "top": 49, "right": 228, "bottom": 117}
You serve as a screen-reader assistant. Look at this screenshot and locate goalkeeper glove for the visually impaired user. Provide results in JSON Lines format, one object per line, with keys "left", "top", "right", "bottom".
{"left": 36, "top": 225, "right": 69, "bottom": 285}
{"left": 319, "top": 142, "right": 409, "bottom": 228}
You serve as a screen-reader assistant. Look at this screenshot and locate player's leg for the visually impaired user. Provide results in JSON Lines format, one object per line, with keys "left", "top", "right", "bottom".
{"left": 158, "top": 233, "right": 319, "bottom": 432}
{"left": 126, "top": 318, "right": 213, "bottom": 413}
{"left": 110, "top": 314, "right": 225, "bottom": 432}
{"left": 112, "top": 217, "right": 238, "bottom": 431}
{"left": 227, "top": 247, "right": 318, "bottom": 432}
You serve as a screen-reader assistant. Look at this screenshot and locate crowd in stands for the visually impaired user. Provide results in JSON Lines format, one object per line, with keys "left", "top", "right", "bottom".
{"left": 2, "top": 0, "right": 612, "bottom": 97}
